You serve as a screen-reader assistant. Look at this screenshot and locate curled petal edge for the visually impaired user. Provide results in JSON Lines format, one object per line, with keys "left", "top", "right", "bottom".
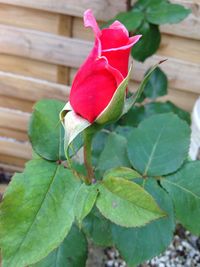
{"left": 102, "top": 35, "right": 142, "bottom": 52}
{"left": 84, "top": 9, "right": 101, "bottom": 37}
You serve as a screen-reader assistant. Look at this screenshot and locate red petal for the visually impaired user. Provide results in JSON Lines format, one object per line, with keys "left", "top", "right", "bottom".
{"left": 70, "top": 57, "right": 123, "bottom": 123}
{"left": 100, "top": 28, "right": 129, "bottom": 50}
{"left": 109, "top": 20, "right": 129, "bottom": 37}
{"left": 102, "top": 35, "right": 142, "bottom": 77}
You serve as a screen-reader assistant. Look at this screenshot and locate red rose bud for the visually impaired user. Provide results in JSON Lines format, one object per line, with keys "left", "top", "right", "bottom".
{"left": 70, "top": 9, "right": 141, "bottom": 123}
{"left": 60, "top": 9, "right": 141, "bottom": 151}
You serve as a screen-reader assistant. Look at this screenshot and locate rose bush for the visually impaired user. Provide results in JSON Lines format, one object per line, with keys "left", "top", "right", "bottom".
{"left": 69, "top": 9, "right": 141, "bottom": 123}
{"left": 0, "top": 5, "right": 198, "bottom": 267}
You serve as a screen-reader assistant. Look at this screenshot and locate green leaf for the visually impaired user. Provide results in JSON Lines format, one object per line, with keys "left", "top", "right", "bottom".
{"left": 133, "top": 0, "right": 166, "bottom": 11}
{"left": 92, "top": 131, "right": 108, "bottom": 166}
{"left": 131, "top": 22, "right": 161, "bottom": 62}
{"left": 166, "top": 101, "right": 191, "bottom": 125}
{"left": 32, "top": 150, "right": 42, "bottom": 159}
{"left": 0, "top": 159, "right": 81, "bottom": 267}
{"left": 146, "top": 2, "right": 191, "bottom": 25}
{"left": 141, "top": 101, "right": 191, "bottom": 125}
{"left": 74, "top": 183, "right": 99, "bottom": 225}
{"left": 120, "top": 105, "right": 146, "bottom": 127}
{"left": 95, "top": 66, "right": 132, "bottom": 125}
{"left": 115, "top": 126, "right": 134, "bottom": 139}
{"left": 143, "top": 67, "right": 168, "bottom": 99}
{"left": 112, "top": 179, "right": 175, "bottom": 266}
{"left": 127, "top": 113, "right": 191, "bottom": 176}
{"left": 105, "top": 10, "right": 144, "bottom": 31}
{"left": 28, "top": 99, "right": 65, "bottom": 161}
{"left": 96, "top": 132, "right": 131, "bottom": 174}
{"left": 104, "top": 167, "right": 142, "bottom": 180}
{"left": 96, "top": 176, "right": 165, "bottom": 227}
{"left": 31, "top": 225, "right": 88, "bottom": 267}
{"left": 120, "top": 101, "right": 191, "bottom": 127}
{"left": 161, "top": 161, "right": 200, "bottom": 235}
{"left": 82, "top": 208, "right": 113, "bottom": 247}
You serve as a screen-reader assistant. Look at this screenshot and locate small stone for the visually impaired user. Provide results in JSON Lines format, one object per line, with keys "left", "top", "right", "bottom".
{"left": 106, "top": 260, "right": 114, "bottom": 267}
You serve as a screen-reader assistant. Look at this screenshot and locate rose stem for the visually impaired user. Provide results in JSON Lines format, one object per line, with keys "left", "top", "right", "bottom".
{"left": 83, "top": 131, "right": 94, "bottom": 184}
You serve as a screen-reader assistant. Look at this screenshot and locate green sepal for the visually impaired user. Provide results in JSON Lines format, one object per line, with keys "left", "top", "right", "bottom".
{"left": 123, "top": 61, "right": 165, "bottom": 115}
{"left": 59, "top": 102, "right": 91, "bottom": 158}
{"left": 95, "top": 66, "right": 132, "bottom": 125}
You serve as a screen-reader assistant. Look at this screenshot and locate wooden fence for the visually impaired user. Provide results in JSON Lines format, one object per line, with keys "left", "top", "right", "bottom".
{"left": 0, "top": 0, "right": 199, "bottom": 173}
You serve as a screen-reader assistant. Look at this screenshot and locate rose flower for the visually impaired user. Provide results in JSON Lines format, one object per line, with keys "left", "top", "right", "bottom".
{"left": 60, "top": 9, "right": 141, "bottom": 149}
{"left": 69, "top": 9, "right": 141, "bottom": 123}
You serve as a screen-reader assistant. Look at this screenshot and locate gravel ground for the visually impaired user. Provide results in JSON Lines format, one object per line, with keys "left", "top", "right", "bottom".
{"left": 104, "top": 226, "right": 200, "bottom": 267}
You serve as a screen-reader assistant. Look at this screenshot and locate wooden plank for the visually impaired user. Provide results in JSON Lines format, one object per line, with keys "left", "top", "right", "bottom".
{"left": 73, "top": 17, "right": 200, "bottom": 64}
{"left": 0, "top": 128, "right": 27, "bottom": 141}
{"left": 159, "top": 34, "right": 200, "bottom": 64}
{"left": 0, "top": 107, "right": 29, "bottom": 140}
{"left": 1, "top": 0, "right": 198, "bottom": 40}
{"left": 0, "top": 71, "right": 70, "bottom": 102}
{"left": 0, "top": 154, "right": 27, "bottom": 168}
{"left": 0, "top": 95, "right": 33, "bottom": 112}
{"left": 72, "top": 17, "right": 101, "bottom": 41}
{"left": 0, "top": 0, "right": 126, "bottom": 21}
{"left": 0, "top": 25, "right": 199, "bottom": 94}
{"left": 0, "top": 54, "right": 58, "bottom": 82}
{"left": 69, "top": 68, "right": 77, "bottom": 85}
{"left": 56, "top": 15, "right": 73, "bottom": 84}
{"left": 0, "top": 163, "right": 23, "bottom": 172}
{"left": 0, "top": 24, "right": 91, "bottom": 68}
{"left": 0, "top": 3, "right": 61, "bottom": 34}
{"left": 0, "top": 107, "right": 30, "bottom": 131}
{"left": 0, "top": 137, "right": 32, "bottom": 160}
{"left": 57, "top": 14, "right": 72, "bottom": 36}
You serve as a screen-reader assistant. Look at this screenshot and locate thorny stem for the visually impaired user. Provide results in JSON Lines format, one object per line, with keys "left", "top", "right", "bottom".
{"left": 83, "top": 131, "right": 94, "bottom": 184}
